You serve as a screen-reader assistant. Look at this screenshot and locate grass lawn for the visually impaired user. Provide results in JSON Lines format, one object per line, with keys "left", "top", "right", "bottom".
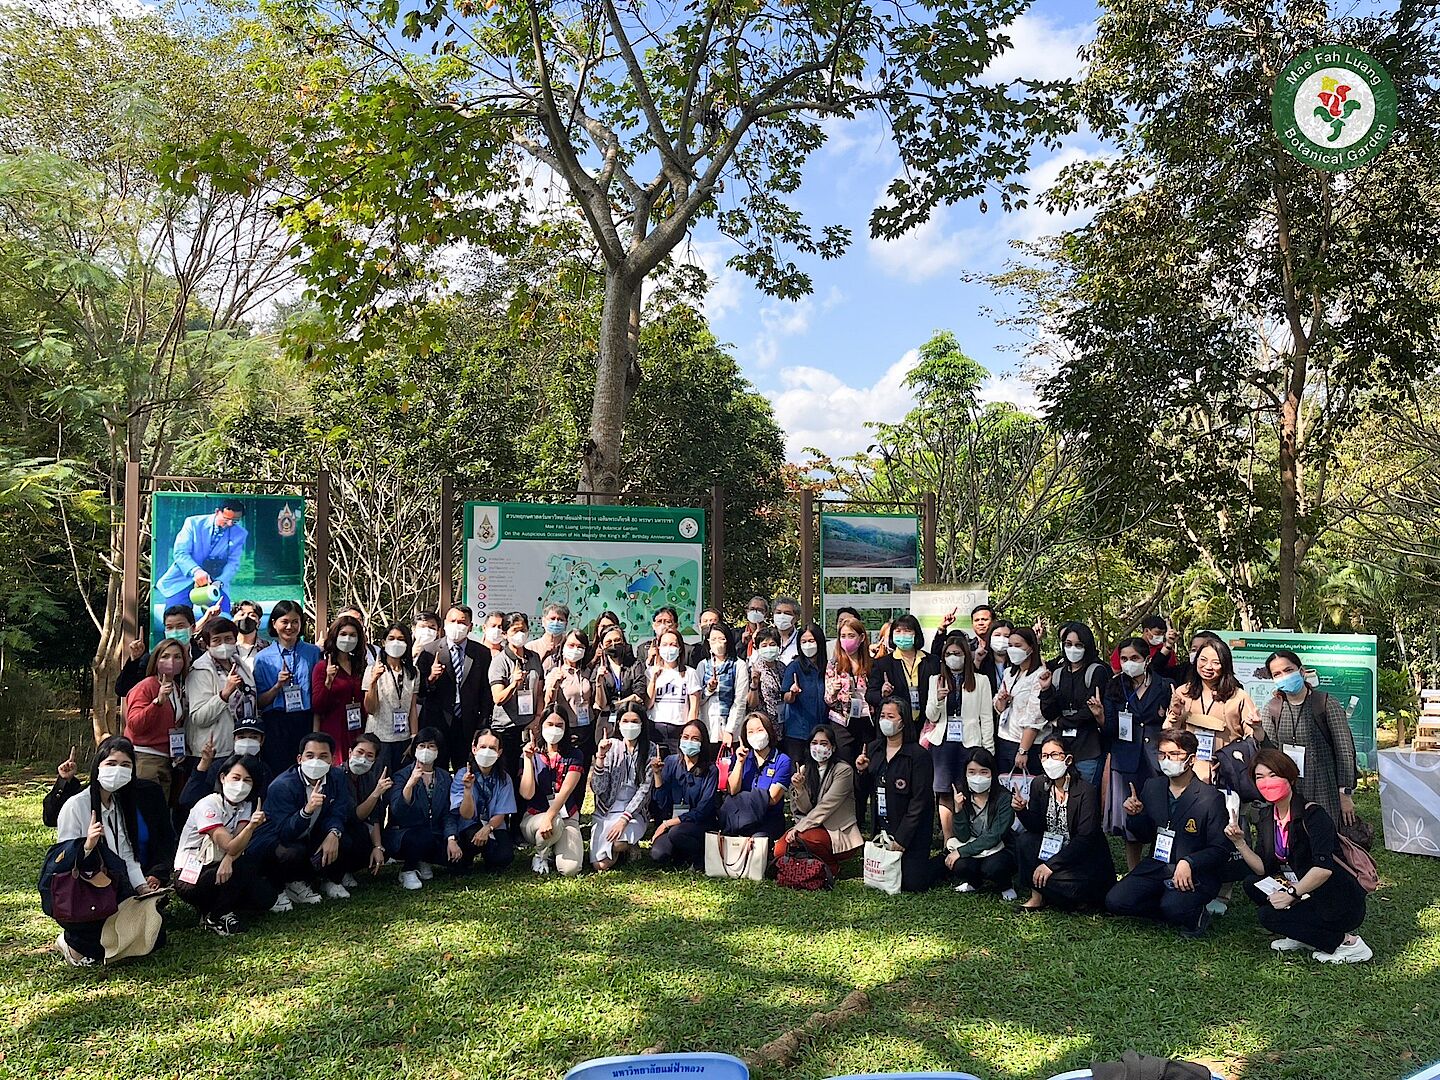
{"left": 1, "top": 780, "right": 1437, "bottom": 1080}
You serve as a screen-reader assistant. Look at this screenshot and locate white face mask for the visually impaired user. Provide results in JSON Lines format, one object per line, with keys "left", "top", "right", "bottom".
{"left": 1006, "top": 646, "right": 1029, "bottom": 665}
{"left": 746, "top": 609, "right": 765, "bottom": 624}
{"left": 1148, "top": 634, "right": 1165, "bottom": 647}
{"left": 485, "top": 626, "right": 504, "bottom": 645}
{"left": 349, "top": 755, "right": 374, "bottom": 775}
{"left": 800, "top": 641, "right": 818, "bottom": 658}
{"left": 509, "top": 631, "right": 529, "bottom": 650}
{"left": 879, "top": 717, "right": 901, "bottom": 738}
{"left": 300, "top": 758, "right": 330, "bottom": 780}
{"left": 619, "top": 721, "right": 643, "bottom": 741}
{"left": 991, "top": 634, "right": 1010, "bottom": 653}
{"left": 563, "top": 645, "right": 586, "bottom": 664}
{"left": 809, "top": 743, "right": 832, "bottom": 763}
{"left": 336, "top": 634, "right": 359, "bottom": 653}
{"left": 445, "top": 622, "right": 470, "bottom": 644}
{"left": 542, "top": 725, "right": 566, "bottom": 746}
{"left": 944, "top": 654, "right": 965, "bottom": 671}
{"left": 659, "top": 645, "right": 680, "bottom": 663}
{"left": 223, "top": 778, "right": 252, "bottom": 803}
{"left": 1064, "top": 645, "right": 1085, "bottom": 663}
{"left": 385, "top": 639, "right": 409, "bottom": 658}
{"left": 234, "top": 737, "right": 262, "bottom": 757}
{"left": 757, "top": 645, "right": 781, "bottom": 663}
{"left": 773, "top": 613, "right": 795, "bottom": 632}
{"left": 474, "top": 748, "right": 500, "bottom": 768}
{"left": 209, "top": 643, "right": 236, "bottom": 662}
{"left": 1041, "top": 757, "right": 1069, "bottom": 781}
{"left": 413, "top": 626, "right": 437, "bottom": 646}
{"left": 415, "top": 747, "right": 439, "bottom": 766}
{"left": 966, "top": 774, "right": 992, "bottom": 793}
{"left": 747, "top": 730, "right": 770, "bottom": 752}
{"left": 1121, "top": 658, "right": 1147, "bottom": 678}
{"left": 97, "top": 764, "right": 132, "bottom": 792}
{"left": 1160, "top": 759, "right": 1188, "bottom": 778}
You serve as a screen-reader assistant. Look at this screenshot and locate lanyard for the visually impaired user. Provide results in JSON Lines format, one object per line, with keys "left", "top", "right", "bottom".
{"left": 1125, "top": 676, "right": 1149, "bottom": 713}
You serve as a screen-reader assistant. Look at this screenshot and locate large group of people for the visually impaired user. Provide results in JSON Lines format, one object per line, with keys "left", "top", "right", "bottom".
{"left": 40, "top": 596, "right": 1373, "bottom": 967}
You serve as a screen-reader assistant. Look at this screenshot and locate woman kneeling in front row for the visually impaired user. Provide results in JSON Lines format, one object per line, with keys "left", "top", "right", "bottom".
{"left": 936, "top": 748, "right": 1017, "bottom": 898}
{"left": 1226, "top": 748, "right": 1371, "bottom": 963}
{"left": 774, "top": 723, "right": 863, "bottom": 876}
{"left": 1012, "top": 735, "right": 1115, "bottom": 911}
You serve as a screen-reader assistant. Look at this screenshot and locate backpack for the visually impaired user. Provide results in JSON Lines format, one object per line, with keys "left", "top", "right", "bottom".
{"left": 1306, "top": 802, "right": 1379, "bottom": 894}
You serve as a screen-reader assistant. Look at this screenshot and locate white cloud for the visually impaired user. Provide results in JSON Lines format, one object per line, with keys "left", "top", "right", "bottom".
{"left": 750, "top": 286, "right": 843, "bottom": 369}
{"left": 865, "top": 206, "right": 970, "bottom": 283}
{"left": 983, "top": 13, "right": 1092, "bottom": 83}
{"left": 766, "top": 347, "right": 921, "bottom": 461}
{"left": 677, "top": 238, "right": 746, "bottom": 321}
{"left": 978, "top": 371, "right": 1043, "bottom": 414}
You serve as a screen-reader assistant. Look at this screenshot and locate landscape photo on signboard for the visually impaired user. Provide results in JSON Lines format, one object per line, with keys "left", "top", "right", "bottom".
{"left": 820, "top": 514, "right": 919, "bottom": 569}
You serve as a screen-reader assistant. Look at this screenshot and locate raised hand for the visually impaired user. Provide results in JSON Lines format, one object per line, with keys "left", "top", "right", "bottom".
{"left": 1123, "top": 783, "right": 1144, "bottom": 816}
{"left": 462, "top": 766, "right": 475, "bottom": 791}
{"left": 940, "top": 607, "right": 958, "bottom": 630}
{"left": 126, "top": 639, "right": 146, "bottom": 661}
{"left": 248, "top": 808, "right": 268, "bottom": 831}
{"left": 855, "top": 749, "right": 870, "bottom": 772}
{"left": 84, "top": 811, "right": 104, "bottom": 854}
{"left": 1037, "top": 668, "right": 1053, "bottom": 692}
{"left": 374, "top": 767, "right": 394, "bottom": 798}
{"left": 199, "top": 734, "right": 217, "bottom": 770}
{"left": 324, "top": 663, "right": 337, "bottom": 688}
{"left": 1088, "top": 688, "right": 1103, "bottom": 717}
{"left": 430, "top": 654, "right": 445, "bottom": 684}
{"left": 276, "top": 667, "right": 293, "bottom": 688}
{"left": 57, "top": 745, "right": 78, "bottom": 782}
{"left": 305, "top": 780, "right": 326, "bottom": 815}
{"left": 1011, "top": 787, "right": 1028, "bottom": 811}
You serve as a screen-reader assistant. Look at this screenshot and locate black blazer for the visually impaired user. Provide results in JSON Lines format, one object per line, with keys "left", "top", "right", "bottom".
{"left": 415, "top": 640, "right": 494, "bottom": 729}
{"left": 1251, "top": 800, "right": 1368, "bottom": 910}
{"left": 1126, "top": 775, "right": 1231, "bottom": 882}
{"left": 1016, "top": 773, "right": 1110, "bottom": 876}
{"left": 43, "top": 776, "right": 177, "bottom": 882}
{"left": 861, "top": 739, "right": 934, "bottom": 852}
{"left": 865, "top": 655, "right": 932, "bottom": 720}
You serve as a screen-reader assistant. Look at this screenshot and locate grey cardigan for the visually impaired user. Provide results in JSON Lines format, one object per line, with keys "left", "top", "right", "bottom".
{"left": 590, "top": 740, "right": 651, "bottom": 821}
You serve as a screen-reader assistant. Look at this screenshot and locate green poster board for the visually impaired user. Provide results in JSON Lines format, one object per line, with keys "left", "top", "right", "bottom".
{"left": 1208, "top": 630, "right": 1378, "bottom": 771}
{"left": 819, "top": 512, "right": 919, "bottom": 639}
{"left": 463, "top": 503, "right": 706, "bottom": 641}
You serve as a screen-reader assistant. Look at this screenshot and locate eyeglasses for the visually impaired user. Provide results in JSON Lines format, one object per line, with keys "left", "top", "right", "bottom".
{"left": 1158, "top": 751, "right": 1192, "bottom": 762}
{"left": 1039, "top": 752, "right": 1068, "bottom": 762}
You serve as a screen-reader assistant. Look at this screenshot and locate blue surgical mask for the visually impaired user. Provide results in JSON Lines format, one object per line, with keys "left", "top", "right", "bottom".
{"left": 165, "top": 628, "right": 192, "bottom": 645}
{"left": 679, "top": 738, "right": 702, "bottom": 758}
{"left": 1275, "top": 670, "right": 1305, "bottom": 695}
{"left": 545, "top": 619, "right": 566, "bottom": 636}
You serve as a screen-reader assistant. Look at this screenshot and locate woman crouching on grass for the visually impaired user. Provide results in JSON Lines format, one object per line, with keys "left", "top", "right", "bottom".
{"left": 589, "top": 704, "right": 657, "bottom": 870}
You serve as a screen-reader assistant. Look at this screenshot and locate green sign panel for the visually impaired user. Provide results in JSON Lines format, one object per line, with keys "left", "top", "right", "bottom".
{"left": 1273, "top": 45, "right": 1397, "bottom": 171}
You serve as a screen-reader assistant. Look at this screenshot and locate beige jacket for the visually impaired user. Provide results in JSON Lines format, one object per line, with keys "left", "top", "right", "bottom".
{"left": 791, "top": 758, "right": 864, "bottom": 854}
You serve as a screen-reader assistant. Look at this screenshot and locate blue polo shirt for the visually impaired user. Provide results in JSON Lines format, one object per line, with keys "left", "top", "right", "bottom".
{"left": 254, "top": 641, "right": 323, "bottom": 715}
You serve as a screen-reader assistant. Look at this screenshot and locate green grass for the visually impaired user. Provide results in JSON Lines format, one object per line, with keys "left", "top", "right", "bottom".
{"left": 1, "top": 782, "right": 1437, "bottom": 1080}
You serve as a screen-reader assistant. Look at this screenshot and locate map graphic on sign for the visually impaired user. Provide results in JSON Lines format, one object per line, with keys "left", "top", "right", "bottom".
{"left": 539, "top": 554, "right": 702, "bottom": 637}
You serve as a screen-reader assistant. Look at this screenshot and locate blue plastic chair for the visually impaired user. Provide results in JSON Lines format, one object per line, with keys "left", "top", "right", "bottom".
{"left": 566, "top": 1053, "right": 750, "bottom": 1080}
{"left": 1404, "top": 1063, "right": 1440, "bottom": 1080}
{"left": 826, "top": 1074, "right": 981, "bottom": 1079}
{"left": 1047, "top": 1072, "right": 1227, "bottom": 1080}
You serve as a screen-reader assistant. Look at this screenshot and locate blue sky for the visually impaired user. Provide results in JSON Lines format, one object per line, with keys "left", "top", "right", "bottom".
{"left": 684, "top": 0, "right": 1103, "bottom": 462}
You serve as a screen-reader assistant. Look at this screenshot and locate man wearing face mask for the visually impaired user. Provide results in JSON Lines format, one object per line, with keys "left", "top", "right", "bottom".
{"left": 689, "top": 608, "right": 722, "bottom": 666}
{"left": 1106, "top": 729, "right": 1230, "bottom": 937}
{"left": 114, "top": 605, "right": 204, "bottom": 706}
{"left": 1108, "top": 615, "right": 1179, "bottom": 679}
{"left": 179, "top": 717, "right": 273, "bottom": 817}
{"left": 185, "top": 617, "right": 256, "bottom": 766}
{"left": 247, "top": 732, "right": 355, "bottom": 910}
{"left": 631, "top": 606, "right": 681, "bottom": 677}
{"left": 771, "top": 597, "right": 801, "bottom": 664}
{"left": 415, "top": 604, "right": 495, "bottom": 774}
{"left": 231, "top": 600, "right": 266, "bottom": 662}
{"left": 738, "top": 595, "right": 770, "bottom": 657}
{"left": 410, "top": 611, "right": 442, "bottom": 658}
{"left": 527, "top": 603, "right": 570, "bottom": 668}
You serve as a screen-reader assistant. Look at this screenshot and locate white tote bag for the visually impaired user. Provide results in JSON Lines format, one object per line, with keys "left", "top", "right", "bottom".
{"left": 704, "top": 833, "right": 769, "bottom": 882}
{"left": 862, "top": 830, "right": 903, "bottom": 895}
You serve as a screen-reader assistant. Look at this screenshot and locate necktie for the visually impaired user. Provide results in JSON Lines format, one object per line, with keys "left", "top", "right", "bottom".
{"left": 452, "top": 645, "right": 464, "bottom": 711}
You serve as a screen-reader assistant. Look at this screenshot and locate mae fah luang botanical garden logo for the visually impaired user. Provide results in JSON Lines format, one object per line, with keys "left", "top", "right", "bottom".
{"left": 1273, "top": 45, "right": 1397, "bottom": 171}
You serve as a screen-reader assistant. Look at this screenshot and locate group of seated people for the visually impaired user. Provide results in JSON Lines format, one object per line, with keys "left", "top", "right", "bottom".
{"left": 39, "top": 598, "right": 1372, "bottom": 967}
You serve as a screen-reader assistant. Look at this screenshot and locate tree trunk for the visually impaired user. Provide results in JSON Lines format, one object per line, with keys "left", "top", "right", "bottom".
{"left": 580, "top": 269, "right": 642, "bottom": 496}
{"left": 90, "top": 531, "right": 125, "bottom": 744}
{"left": 1277, "top": 383, "right": 1301, "bottom": 628}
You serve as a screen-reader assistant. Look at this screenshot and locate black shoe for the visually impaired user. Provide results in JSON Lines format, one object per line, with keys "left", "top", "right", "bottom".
{"left": 203, "top": 912, "right": 244, "bottom": 937}
{"left": 1180, "top": 907, "right": 1213, "bottom": 940}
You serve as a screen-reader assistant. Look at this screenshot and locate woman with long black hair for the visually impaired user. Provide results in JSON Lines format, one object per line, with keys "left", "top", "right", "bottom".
{"left": 1040, "top": 621, "right": 1111, "bottom": 787}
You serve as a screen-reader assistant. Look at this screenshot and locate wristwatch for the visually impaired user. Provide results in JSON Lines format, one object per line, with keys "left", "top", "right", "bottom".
{"left": 1340, "top": 787, "right": 1354, "bottom": 796}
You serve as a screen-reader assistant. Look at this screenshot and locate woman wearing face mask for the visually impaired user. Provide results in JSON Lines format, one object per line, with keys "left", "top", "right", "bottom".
{"left": 385, "top": 727, "right": 453, "bottom": 890}
{"left": 591, "top": 626, "right": 642, "bottom": 741}
{"left": 746, "top": 626, "right": 787, "bottom": 727}
{"left": 340, "top": 734, "right": 392, "bottom": 888}
{"left": 868, "top": 615, "right": 930, "bottom": 723}
{"left": 936, "top": 749, "right": 1017, "bottom": 897}
{"left": 362, "top": 623, "right": 420, "bottom": 776}
{"left": 774, "top": 723, "right": 862, "bottom": 877}
{"left": 173, "top": 754, "right": 270, "bottom": 935}
{"left": 854, "top": 696, "right": 934, "bottom": 893}
{"left": 410, "top": 611, "right": 441, "bottom": 659}
{"left": 1102, "top": 637, "right": 1177, "bottom": 869}
{"left": 780, "top": 623, "right": 829, "bottom": 764}
{"left": 923, "top": 631, "right": 994, "bottom": 847}
{"left": 124, "top": 638, "right": 192, "bottom": 790}
{"left": 186, "top": 616, "right": 256, "bottom": 765}
{"left": 1011, "top": 735, "right": 1115, "bottom": 912}
{"left": 1168, "top": 637, "right": 1262, "bottom": 783}
{"left": 544, "top": 629, "right": 596, "bottom": 768}
{"left": 47, "top": 737, "right": 176, "bottom": 965}
{"left": 722, "top": 713, "right": 794, "bottom": 842}
{"left": 1039, "top": 621, "right": 1110, "bottom": 787}
{"left": 993, "top": 626, "right": 1049, "bottom": 777}
{"left": 253, "top": 600, "right": 324, "bottom": 780}
{"left": 517, "top": 707, "right": 585, "bottom": 876}
{"left": 1228, "top": 749, "right": 1371, "bottom": 962}
{"left": 231, "top": 600, "right": 265, "bottom": 661}
{"left": 697, "top": 625, "right": 749, "bottom": 749}
{"left": 589, "top": 704, "right": 657, "bottom": 870}
{"left": 824, "top": 615, "right": 877, "bottom": 766}
{"left": 527, "top": 603, "right": 570, "bottom": 667}
{"left": 649, "top": 720, "right": 720, "bottom": 870}
{"left": 646, "top": 628, "right": 701, "bottom": 756}
{"left": 489, "top": 612, "right": 546, "bottom": 779}
{"left": 1259, "top": 649, "right": 1358, "bottom": 827}
{"left": 593, "top": 609, "right": 621, "bottom": 642}
{"left": 448, "top": 730, "right": 518, "bottom": 872}
{"left": 312, "top": 615, "right": 369, "bottom": 763}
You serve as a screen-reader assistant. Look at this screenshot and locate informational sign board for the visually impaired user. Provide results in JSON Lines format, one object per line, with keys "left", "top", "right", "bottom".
{"left": 1209, "top": 629, "right": 1378, "bottom": 771}
{"left": 149, "top": 493, "right": 303, "bottom": 641}
{"left": 819, "top": 512, "right": 919, "bottom": 639}
{"left": 463, "top": 503, "right": 706, "bottom": 642}
{"left": 909, "top": 584, "right": 990, "bottom": 642}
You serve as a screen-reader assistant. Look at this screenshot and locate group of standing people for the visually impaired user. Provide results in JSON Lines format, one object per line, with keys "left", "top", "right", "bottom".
{"left": 39, "top": 597, "right": 1371, "bottom": 966}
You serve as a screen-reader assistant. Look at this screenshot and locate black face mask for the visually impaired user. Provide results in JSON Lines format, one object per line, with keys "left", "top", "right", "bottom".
{"left": 236, "top": 617, "right": 258, "bottom": 635}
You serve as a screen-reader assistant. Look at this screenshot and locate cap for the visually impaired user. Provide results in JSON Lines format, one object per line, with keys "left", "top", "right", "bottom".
{"left": 234, "top": 715, "right": 265, "bottom": 736}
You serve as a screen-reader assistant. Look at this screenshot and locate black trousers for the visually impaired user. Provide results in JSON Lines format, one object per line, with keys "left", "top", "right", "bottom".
{"left": 650, "top": 820, "right": 708, "bottom": 869}
{"left": 938, "top": 848, "right": 1017, "bottom": 891}
{"left": 1105, "top": 859, "right": 1217, "bottom": 931}
{"left": 1243, "top": 874, "right": 1365, "bottom": 953}
{"left": 175, "top": 856, "right": 276, "bottom": 917}
{"left": 261, "top": 839, "right": 344, "bottom": 888}
{"left": 455, "top": 824, "right": 516, "bottom": 871}
{"left": 389, "top": 828, "right": 447, "bottom": 871}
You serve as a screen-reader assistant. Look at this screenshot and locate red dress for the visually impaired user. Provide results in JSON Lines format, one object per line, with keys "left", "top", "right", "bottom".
{"left": 311, "top": 659, "right": 365, "bottom": 762}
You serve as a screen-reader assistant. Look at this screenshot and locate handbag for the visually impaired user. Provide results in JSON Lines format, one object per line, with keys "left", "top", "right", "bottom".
{"left": 776, "top": 834, "right": 833, "bottom": 891}
{"left": 50, "top": 865, "right": 120, "bottom": 924}
{"left": 704, "top": 833, "right": 769, "bottom": 882}
{"left": 998, "top": 768, "right": 1032, "bottom": 832}
{"left": 1304, "top": 803, "right": 1379, "bottom": 893}
{"left": 862, "top": 830, "right": 903, "bottom": 895}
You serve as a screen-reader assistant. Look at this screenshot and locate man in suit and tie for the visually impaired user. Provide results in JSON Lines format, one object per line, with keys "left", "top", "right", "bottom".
{"left": 153, "top": 500, "right": 249, "bottom": 615}
{"left": 415, "top": 604, "right": 495, "bottom": 772}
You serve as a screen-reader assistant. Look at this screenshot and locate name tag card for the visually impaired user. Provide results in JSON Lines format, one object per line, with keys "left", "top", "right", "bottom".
{"left": 1118, "top": 709, "right": 1135, "bottom": 742}
{"left": 850, "top": 695, "right": 868, "bottom": 719}
{"left": 283, "top": 684, "right": 304, "bottom": 712}
{"left": 392, "top": 710, "right": 409, "bottom": 736}
{"left": 575, "top": 707, "right": 591, "bottom": 727}
{"left": 346, "top": 704, "right": 363, "bottom": 731}
{"left": 1153, "top": 827, "right": 1176, "bottom": 863}
{"left": 947, "top": 717, "right": 965, "bottom": 742}
{"left": 876, "top": 788, "right": 888, "bottom": 820}
{"left": 1039, "top": 830, "right": 1064, "bottom": 861}
{"left": 178, "top": 851, "right": 204, "bottom": 885}
{"left": 169, "top": 729, "right": 188, "bottom": 758}
{"left": 1195, "top": 731, "right": 1216, "bottom": 761}
{"left": 673, "top": 802, "right": 689, "bottom": 818}
{"left": 909, "top": 688, "right": 920, "bottom": 711}
{"left": 1062, "top": 727, "right": 1078, "bottom": 739}
{"left": 517, "top": 691, "right": 534, "bottom": 717}
{"left": 1284, "top": 744, "right": 1307, "bottom": 777}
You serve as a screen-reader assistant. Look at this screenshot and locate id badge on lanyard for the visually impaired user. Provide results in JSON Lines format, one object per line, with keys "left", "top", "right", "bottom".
{"left": 876, "top": 786, "right": 889, "bottom": 821}
{"left": 1118, "top": 709, "right": 1135, "bottom": 742}
{"left": 1195, "top": 731, "right": 1216, "bottom": 762}
{"left": 850, "top": 694, "right": 868, "bottom": 719}
{"left": 1283, "top": 744, "right": 1306, "bottom": 777}
{"left": 346, "top": 703, "right": 363, "bottom": 731}
{"left": 283, "top": 683, "right": 304, "bottom": 712}
{"left": 168, "top": 728, "right": 187, "bottom": 758}
{"left": 178, "top": 851, "right": 204, "bottom": 885}
{"left": 1039, "top": 830, "right": 1064, "bottom": 861}
{"left": 392, "top": 710, "right": 409, "bottom": 736}
{"left": 946, "top": 714, "right": 965, "bottom": 742}
{"left": 1153, "top": 827, "right": 1176, "bottom": 863}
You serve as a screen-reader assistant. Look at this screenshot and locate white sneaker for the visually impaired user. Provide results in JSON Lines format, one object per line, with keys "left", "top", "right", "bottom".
{"left": 416, "top": 862, "right": 434, "bottom": 881}
{"left": 320, "top": 881, "right": 351, "bottom": 900}
{"left": 1206, "top": 898, "right": 1229, "bottom": 916}
{"left": 340, "top": 873, "right": 358, "bottom": 888}
{"left": 399, "top": 870, "right": 423, "bottom": 890}
{"left": 55, "top": 932, "right": 95, "bottom": 967}
{"left": 269, "top": 893, "right": 295, "bottom": 914}
{"left": 531, "top": 852, "right": 552, "bottom": 875}
{"left": 1315, "top": 936, "right": 1373, "bottom": 964}
{"left": 954, "top": 882, "right": 977, "bottom": 893}
{"left": 1271, "top": 937, "right": 1310, "bottom": 952}
{"left": 284, "top": 881, "right": 322, "bottom": 905}
{"left": 1000, "top": 888, "right": 1019, "bottom": 902}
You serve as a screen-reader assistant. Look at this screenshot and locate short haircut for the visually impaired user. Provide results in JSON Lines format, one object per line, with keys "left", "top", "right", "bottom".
{"left": 1140, "top": 615, "right": 1167, "bottom": 631}
{"left": 1157, "top": 728, "right": 1198, "bottom": 756}
{"left": 353, "top": 733, "right": 382, "bottom": 754}
{"left": 506, "top": 610, "right": 530, "bottom": 630}
{"left": 654, "top": 605, "right": 678, "bottom": 622}
{"left": 267, "top": 599, "right": 305, "bottom": 637}
{"left": 298, "top": 731, "right": 335, "bottom": 755}
{"left": 207, "top": 616, "right": 238, "bottom": 637}
{"left": 446, "top": 603, "right": 473, "bottom": 620}
{"left": 774, "top": 595, "right": 798, "bottom": 612}
{"left": 163, "top": 604, "right": 197, "bottom": 625}
{"left": 971, "top": 604, "right": 995, "bottom": 618}
{"left": 1252, "top": 746, "right": 1301, "bottom": 786}
{"left": 219, "top": 499, "right": 246, "bottom": 515}
{"left": 414, "top": 610, "right": 441, "bottom": 626}
{"left": 543, "top": 603, "right": 570, "bottom": 620}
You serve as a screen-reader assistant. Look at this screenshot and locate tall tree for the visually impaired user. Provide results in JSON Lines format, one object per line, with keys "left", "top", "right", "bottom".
{"left": 219, "top": 0, "right": 1070, "bottom": 494}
